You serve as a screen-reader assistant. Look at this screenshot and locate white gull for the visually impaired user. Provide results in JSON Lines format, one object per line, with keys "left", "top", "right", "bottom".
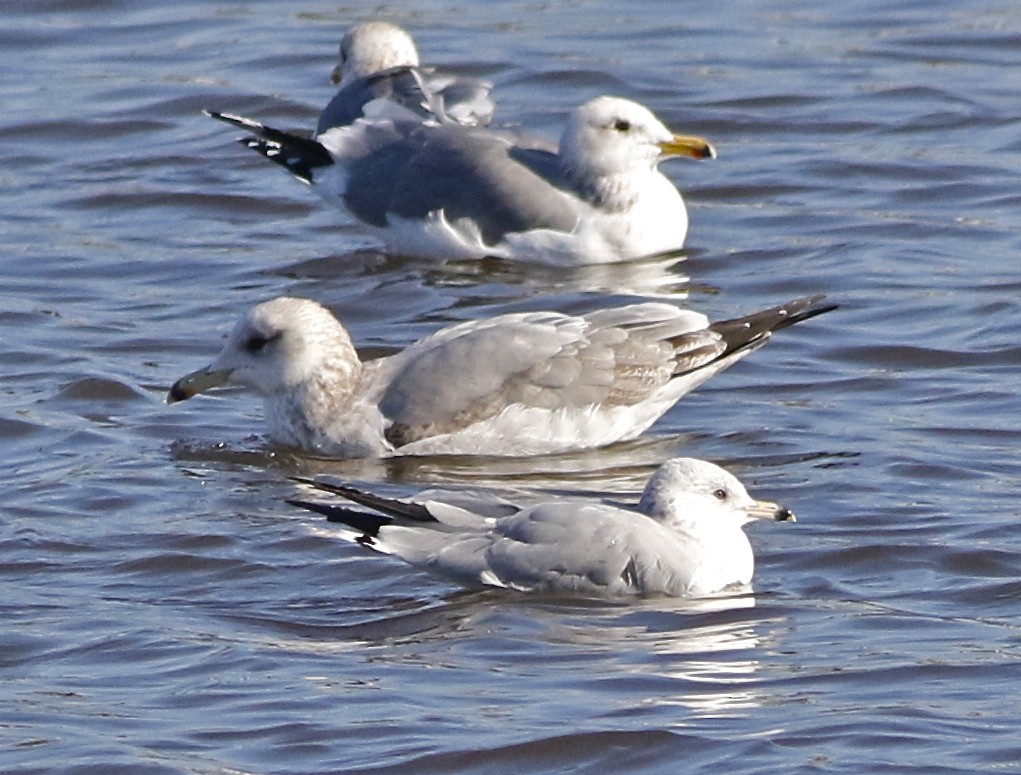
{"left": 204, "top": 95, "right": 715, "bottom": 265}
{"left": 288, "top": 457, "right": 796, "bottom": 598}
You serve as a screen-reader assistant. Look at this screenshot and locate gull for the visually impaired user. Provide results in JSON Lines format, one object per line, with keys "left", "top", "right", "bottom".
{"left": 287, "top": 457, "right": 796, "bottom": 598}
{"left": 317, "top": 21, "right": 496, "bottom": 133}
{"left": 204, "top": 95, "right": 716, "bottom": 264}
{"left": 166, "top": 295, "right": 834, "bottom": 458}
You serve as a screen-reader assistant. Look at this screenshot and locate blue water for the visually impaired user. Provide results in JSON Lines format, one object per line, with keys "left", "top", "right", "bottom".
{"left": 3, "top": 0, "right": 1021, "bottom": 772}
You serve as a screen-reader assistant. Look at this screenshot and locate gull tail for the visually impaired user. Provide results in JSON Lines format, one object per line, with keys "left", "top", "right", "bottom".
{"left": 205, "top": 110, "right": 333, "bottom": 184}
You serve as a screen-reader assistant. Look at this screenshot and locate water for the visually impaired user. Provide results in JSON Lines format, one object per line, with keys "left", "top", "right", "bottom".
{"left": 3, "top": 0, "right": 1021, "bottom": 772}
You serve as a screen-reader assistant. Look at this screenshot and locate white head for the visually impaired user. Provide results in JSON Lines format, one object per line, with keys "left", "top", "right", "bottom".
{"left": 332, "top": 21, "right": 420, "bottom": 84}
{"left": 637, "top": 457, "right": 794, "bottom": 531}
{"left": 168, "top": 297, "right": 360, "bottom": 402}
{"left": 559, "top": 96, "right": 716, "bottom": 185}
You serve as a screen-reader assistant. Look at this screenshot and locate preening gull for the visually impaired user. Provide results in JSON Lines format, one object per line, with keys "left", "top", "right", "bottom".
{"left": 317, "top": 21, "right": 495, "bottom": 132}
{"left": 287, "top": 457, "right": 796, "bottom": 598}
{"left": 205, "top": 95, "right": 715, "bottom": 264}
{"left": 166, "top": 295, "right": 834, "bottom": 458}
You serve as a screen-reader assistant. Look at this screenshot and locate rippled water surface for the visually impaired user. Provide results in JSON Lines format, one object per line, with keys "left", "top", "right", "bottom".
{"left": 3, "top": 0, "right": 1021, "bottom": 772}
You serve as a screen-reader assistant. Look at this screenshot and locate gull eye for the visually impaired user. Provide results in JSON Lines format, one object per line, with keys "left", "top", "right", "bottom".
{"left": 713, "top": 488, "right": 728, "bottom": 501}
{"left": 244, "top": 331, "right": 278, "bottom": 354}
{"left": 612, "top": 119, "right": 632, "bottom": 132}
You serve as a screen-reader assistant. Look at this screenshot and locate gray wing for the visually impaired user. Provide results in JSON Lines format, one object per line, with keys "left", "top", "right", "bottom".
{"left": 377, "top": 307, "right": 692, "bottom": 447}
{"left": 580, "top": 304, "right": 724, "bottom": 380}
{"left": 317, "top": 66, "right": 495, "bottom": 135}
{"left": 217, "top": 114, "right": 577, "bottom": 244}
{"left": 427, "top": 73, "right": 496, "bottom": 127}
{"left": 459, "top": 504, "right": 700, "bottom": 595}
{"left": 298, "top": 495, "right": 702, "bottom": 596}
{"left": 383, "top": 125, "right": 581, "bottom": 244}
{"left": 412, "top": 488, "right": 523, "bottom": 520}
{"left": 340, "top": 128, "right": 431, "bottom": 227}
{"left": 317, "top": 67, "right": 433, "bottom": 133}
{"left": 582, "top": 296, "right": 837, "bottom": 383}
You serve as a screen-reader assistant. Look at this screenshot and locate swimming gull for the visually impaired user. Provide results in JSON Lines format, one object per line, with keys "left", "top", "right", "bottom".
{"left": 287, "top": 456, "right": 796, "bottom": 598}
{"left": 204, "top": 95, "right": 716, "bottom": 264}
{"left": 317, "top": 21, "right": 495, "bottom": 133}
{"left": 166, "top": 295, "right": 835, "bottom": 457}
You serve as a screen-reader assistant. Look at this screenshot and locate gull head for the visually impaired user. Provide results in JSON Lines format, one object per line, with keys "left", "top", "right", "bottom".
{"left": 167, "top": 297, "right": 360, "bottom": 404}
{"left": 332, "top": 21, "right": 420, "bottom": 85}
{"left": 559, "top": 96, "right": 716, "bottom": 183}
{"left": 637, "top": 457, "right": 795, "bottom": 531}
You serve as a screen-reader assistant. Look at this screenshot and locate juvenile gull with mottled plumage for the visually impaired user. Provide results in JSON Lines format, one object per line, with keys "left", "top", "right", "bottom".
{"left": 167, "top": 295, "right": 834, "bottom": 458}
{"left": 204, "top": 94, "right": 715, "bottom": 265}
{"left": 288, "top": 457, "right": 796, "bottom": 598}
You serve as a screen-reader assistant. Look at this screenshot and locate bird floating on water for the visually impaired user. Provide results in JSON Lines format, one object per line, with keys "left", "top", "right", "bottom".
{"left": 167, "top": 295, "right": 834, "bottom": 458}
{"left": 317, "top": 20, "right": 496, "bottom": 133}
{"left": 205, "top": 94, "right": 715, "bottom": 264}
{"left": 288, "top": 456, "right": 796, "bottom": 598}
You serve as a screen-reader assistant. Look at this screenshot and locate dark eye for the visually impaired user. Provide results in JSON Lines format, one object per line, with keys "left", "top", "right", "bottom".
{"left": 713, "top": 488, "right": 728, "bottom": 501}
{"left": 612, "top": 119, "right": 631, "bottom": 132}
{"left": 244, "top": 331, "right": 277, "bottom": 354}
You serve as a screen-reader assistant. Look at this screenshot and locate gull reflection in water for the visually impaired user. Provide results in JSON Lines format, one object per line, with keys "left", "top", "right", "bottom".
{"left": 438, "top": 249, "right": 695, "bottom": 300}
{"left": 523, "top": 592, "right": 767, "bottom": 718}
{"left": 255, "top": 573, "right": 773, "bottom": 721}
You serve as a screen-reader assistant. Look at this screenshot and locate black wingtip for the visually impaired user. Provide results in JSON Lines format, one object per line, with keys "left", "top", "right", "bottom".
{"left": 286, "top": 499, "right": 392, "bottom": 538}
{"left": 203, "top": 109, "right": 259, "bottom": 131}
{"left": 772, "top": 294, "right": 839, "bottom": 331}
{"left": 710, "top": 294, "right": 836, "bottom": 355}
{"left": 287, "top": 478, "right": 439, "bottom": 523}
{"left": 205, "top": 109, "right": 333, "bottom": 183}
